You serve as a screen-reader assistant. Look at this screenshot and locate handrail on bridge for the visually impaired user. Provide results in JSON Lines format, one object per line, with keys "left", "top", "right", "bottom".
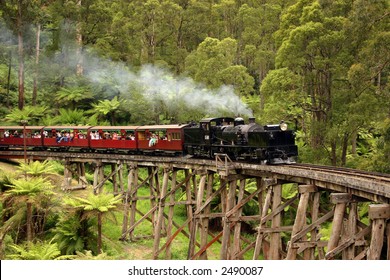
{"left": 215, "top": 153, "right": 234, "bottom": 176}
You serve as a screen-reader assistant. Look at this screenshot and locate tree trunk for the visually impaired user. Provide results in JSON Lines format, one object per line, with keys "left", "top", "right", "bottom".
{"left": 76, "top": 0, "right": 83, "bottom": 76}
{"left": 341, "top": 133, "right": 349, "bottom": 166}
{"left": 32, "top": 23, "right": 41, "bottom": 106}
{"left": 6, "top": 50, "right": 12, "bottom": 108}
{"left": 97, "top": 212, "right": 102, "bottom": 254}
{"left": 26, "top": 201, "right": 33, "bottom": 242}
{"left": 17, "top": 0, "right": 25, "bottom": 110}
{"left": 330, "top": 140, "right": 337, "bottom": 166}
{"left": 351, "top": 130, "right": 357, "bottom": 155}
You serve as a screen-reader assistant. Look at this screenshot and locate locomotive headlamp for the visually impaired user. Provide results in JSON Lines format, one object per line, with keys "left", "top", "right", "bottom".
{"left": 279, "top": 121, "right": 288, "bottom": 131}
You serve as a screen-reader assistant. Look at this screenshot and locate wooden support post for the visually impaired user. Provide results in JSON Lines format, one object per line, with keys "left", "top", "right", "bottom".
{"left": 153, "top": 167, "right": 170, "bottom": 259}
{"left": 93, "top": 161, "right": 103, "bottom": 194}
{"left": 286, "top": 185, "right": 314, "bottom": 260}
{"left": 345, "top": 202, "right": 358, "bottom": 260}
{"left": 148, "top": 167, "right": 158, "bottom": 232}
{"left": 220, "top": 179, "right": 237, "bottom": 259}
{"left": 387, "top": 223, "right": 390, "bottom": 260}
{"left": 188, "top": 171, "right": 206, "bottom": 259}
{"left": 118, "top": 163, "right": 124, "bottom": 194}
{"left": 63, "top": 160, "right": 72, "bottom": 190}
{"left": 308, "top": 191, "right": 320, "bottom": 259}
{"left": 185, "top": 170, "right": 193, "bottom": 233}
{"left": 198, "top": 172, "right": 214, "bottom": 260}
{"left": 367, "top": 204, "right": 390, "bottom": 260}
{"left": 232, "top": 179, "right": 246, "bottom": 259}
{"left": 128, "top": 164, "right": 138, "bottom": 241}
{"left": 77, "top": 162, "right": 87, "bottom": 188}
{"left": 165, "top": 169, "right": 177, "bottom": 259}
{"left": 327, "top": 193, "right": 350, "bottom": 253}
{"left": 269, "top": 184, "right": 281, "bottom": 260}
{"left": 253, "top": 183, "right": 272, "bottom": 260}
{"left": 111, "top": 163, "right": 117, "bottom": 193}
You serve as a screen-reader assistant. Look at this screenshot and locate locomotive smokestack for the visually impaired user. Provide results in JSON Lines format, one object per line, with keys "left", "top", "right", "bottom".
{"left": 249, "top": 117, "right": 256, "bottom": 124}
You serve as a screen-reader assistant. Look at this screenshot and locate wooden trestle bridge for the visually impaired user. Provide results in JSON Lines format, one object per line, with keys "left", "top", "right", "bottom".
{"left": 1, "top": 150, "right": 390, "bottom": 260}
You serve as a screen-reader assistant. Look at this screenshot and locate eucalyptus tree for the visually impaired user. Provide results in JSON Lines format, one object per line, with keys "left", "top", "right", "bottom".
{"left": 185, "top": 37, "right": 254, "bottom": 97}
{"left": 0, "top": 0, "right": 34, "bottom": 109}
{"left": 269, "top": 0, "right": 389, "bottom": 166}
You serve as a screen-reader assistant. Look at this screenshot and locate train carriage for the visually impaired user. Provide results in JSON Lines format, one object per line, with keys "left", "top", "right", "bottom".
{"left": 0, "top": 126, "right": 45, "bottom": 149}
{"left": 42, "top": 126, "right": 91, "bottom": 151}
{"left": 89, "top": 126, "right": 138, "bottom": 152}
{"left": 136, "top": 124, "right": 189, "bottom": 156}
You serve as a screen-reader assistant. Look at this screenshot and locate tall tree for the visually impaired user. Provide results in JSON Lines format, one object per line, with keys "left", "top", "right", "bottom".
{"left": 0, "top": 0, "right": 32, "bottom": 109}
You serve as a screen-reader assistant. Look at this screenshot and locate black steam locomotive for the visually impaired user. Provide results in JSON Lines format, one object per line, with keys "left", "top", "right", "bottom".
{"left": 183, "top": 117, "right": 298, "bottom": 164}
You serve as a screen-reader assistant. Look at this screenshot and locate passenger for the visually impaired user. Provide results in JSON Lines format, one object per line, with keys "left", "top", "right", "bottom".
{"left": 69, "top": 131, "right": 74, "bottom": 141}
{"left": 112, "top": 132, "right": 118, "bottom": 140}
{"left": 4, "top": 130, "right": 9, "bottom": 137}
{"left": 56, "top": 132, "right": 63, "bottom": 143}
{"left": 149, "top": 134, "right": 158, "bottom": 147}
{"left": 91, "top": 131, "right": 100, "bottom": 140}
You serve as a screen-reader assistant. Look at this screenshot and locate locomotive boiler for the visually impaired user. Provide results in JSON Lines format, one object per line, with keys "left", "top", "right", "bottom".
{"left": 183, "top": 117, "right": 297, "bottom": 164}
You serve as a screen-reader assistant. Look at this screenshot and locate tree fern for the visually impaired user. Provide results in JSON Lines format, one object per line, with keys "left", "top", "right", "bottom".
{"left": 17, "top": 160, "right": 56, "bottom": 178}
{"left": 6, "top": 240, "right": 63, "bottom": 260}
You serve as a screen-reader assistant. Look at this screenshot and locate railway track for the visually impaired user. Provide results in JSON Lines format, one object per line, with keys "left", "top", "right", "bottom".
{"left": 290, "top": 163, "right": 390, "bottom": 183}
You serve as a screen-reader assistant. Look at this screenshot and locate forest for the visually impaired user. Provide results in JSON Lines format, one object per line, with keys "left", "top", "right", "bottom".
{"left": 0, "top": 0, "right": 389, "bottom": 260}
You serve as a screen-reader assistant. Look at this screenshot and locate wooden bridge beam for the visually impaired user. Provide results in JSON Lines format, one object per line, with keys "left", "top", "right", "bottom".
{"left": 286, "top": 185, "right": 317, "bottom": 260}
{"left": 367, "top": 204, "right": 390, "bottom": 260}
{"left": 327, "top": 193, "right": 351, "bottom": 252}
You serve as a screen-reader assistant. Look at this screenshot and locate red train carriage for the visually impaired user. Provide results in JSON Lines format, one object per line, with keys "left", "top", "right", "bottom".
{"left": 42, "top": 126, "right": 91, "bottom": 151}
{"left": 0, "top": 126, "right": 44, "bottom": 149}
{"left": 89, "top": 126, "right": 138, "bottom": 153}
{"left": 136, "top": 124, "right": 188, "bottom": 156}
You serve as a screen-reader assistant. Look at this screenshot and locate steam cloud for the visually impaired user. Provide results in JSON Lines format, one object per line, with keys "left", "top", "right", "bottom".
{"left": 85, "top": 58, "right": 253, "bottom": 117}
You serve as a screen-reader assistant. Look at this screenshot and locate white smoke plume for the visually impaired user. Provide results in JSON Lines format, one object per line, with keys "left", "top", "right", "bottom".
{"left": 85, "top": 56, "right": 253, "bottom": 117}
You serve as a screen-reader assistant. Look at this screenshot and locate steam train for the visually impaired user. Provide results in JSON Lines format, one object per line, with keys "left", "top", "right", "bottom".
{"left": 0, "top": 117, "right": 298, "bottom": 164}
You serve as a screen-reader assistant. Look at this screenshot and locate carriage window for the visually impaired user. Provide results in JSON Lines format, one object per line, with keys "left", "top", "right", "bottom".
{"left": 138, "top": 131, "right": 146, "bottom": 140}
{"left": 170, "top": 132, "right": 181, "bottom": 140}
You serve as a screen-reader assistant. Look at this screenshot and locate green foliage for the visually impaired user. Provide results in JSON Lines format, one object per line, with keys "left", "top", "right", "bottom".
{"left": 17, "top": 160, "right": 56, "bottom": 178}
{"left": 5, "top": 177, "right": 54, "bottom": 199}
{"left": 52, "top": 214, "right": 94, "bottom": 255}
{"left": 3, "top": 105, "right": 49, "bottom": 125}
{"left": 68, "top": 193, "right": 122, "bottom": 214}
{"left": 6, "top": 240, "right": 64, "bottom": 260}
